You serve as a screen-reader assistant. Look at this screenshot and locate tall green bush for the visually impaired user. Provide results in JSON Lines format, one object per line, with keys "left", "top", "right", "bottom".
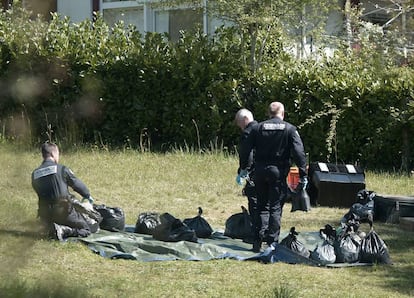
{"left": 0, "top": 6, "right": 413, "bottom": 171}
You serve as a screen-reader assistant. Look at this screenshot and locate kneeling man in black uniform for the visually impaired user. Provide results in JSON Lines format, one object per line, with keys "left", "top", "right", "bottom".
{"left": 239, "top": 102, "right": 308, "bottom": 252}
{"left": 32, "top": 142, "right": 99, "bottom": 240}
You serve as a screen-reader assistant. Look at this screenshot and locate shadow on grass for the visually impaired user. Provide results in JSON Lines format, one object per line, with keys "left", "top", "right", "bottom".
{"left": 0, "top": 218, "right": 47, "bottom": 239}
{"left": 0, "top": 277, "right": 94, "bottom": 298}
{"left": 0, "top": 228, "right": 43, "bottom": 239}
{"left": 0, "top": 226, "right": 94, "bottom": 298}
{"left": 0, "top": 227, "right": 46, "bottom": 281}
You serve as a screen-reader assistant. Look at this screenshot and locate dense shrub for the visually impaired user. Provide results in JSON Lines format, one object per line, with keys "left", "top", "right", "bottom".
{"left": 0, "top": 6, "right": 413, "bottom": 171}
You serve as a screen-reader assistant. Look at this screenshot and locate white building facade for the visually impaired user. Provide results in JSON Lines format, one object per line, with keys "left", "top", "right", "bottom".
{"left": 57, "top": 0, "right": 227, "bottom": 41}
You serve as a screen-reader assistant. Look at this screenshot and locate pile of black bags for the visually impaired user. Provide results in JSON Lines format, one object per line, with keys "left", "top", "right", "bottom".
{"left": 134, "top": 207, "right": 213, "bottom": 242}
{"left": 278, "top": 221, "right": 391, "bottom": 266}
{"left": 278, "top": 189, "right": 392, "bottom": 266}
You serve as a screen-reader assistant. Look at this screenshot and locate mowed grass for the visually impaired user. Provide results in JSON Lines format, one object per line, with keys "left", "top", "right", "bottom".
{"left": 0, "top": 144, "right": 413, "bottom": 298}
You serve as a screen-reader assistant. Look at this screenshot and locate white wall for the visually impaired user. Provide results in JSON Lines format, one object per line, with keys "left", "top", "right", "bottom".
{"left": 154, "top": 10, "right": 169, "bottom": 34}
{"left": 57, "top": 0, "right": 92, "bottom": 23}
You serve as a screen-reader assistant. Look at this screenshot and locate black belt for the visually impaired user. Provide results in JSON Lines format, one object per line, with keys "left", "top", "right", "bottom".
{"left": 256, "top": 162, "right": 288, "bottom": 168}
{"left": 40, "top": 197, "right": 70, "bottom": 208}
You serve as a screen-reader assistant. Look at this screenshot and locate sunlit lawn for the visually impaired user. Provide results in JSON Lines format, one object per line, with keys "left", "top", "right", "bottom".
{"left": 0, "top": 144, "right": 413, "bottom": 297}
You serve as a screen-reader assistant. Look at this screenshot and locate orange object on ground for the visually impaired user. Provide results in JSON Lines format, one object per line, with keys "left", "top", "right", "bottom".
{"left": 287, "top": 167, "right": 300, "bottom": 189}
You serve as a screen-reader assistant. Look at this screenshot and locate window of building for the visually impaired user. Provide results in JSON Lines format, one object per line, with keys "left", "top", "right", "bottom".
{"left": 154, "top": 8, "right": 203, "bottom": 41}
{"left": 103, "top": 7, "right": 144, "bottom": 32}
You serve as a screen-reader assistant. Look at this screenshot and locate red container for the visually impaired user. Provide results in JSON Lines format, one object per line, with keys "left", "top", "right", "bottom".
{"left": 287, "top": 167, "right": 300, "bottom": 189}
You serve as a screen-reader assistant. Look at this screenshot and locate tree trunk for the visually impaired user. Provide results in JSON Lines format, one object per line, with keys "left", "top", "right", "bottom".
{"left": 300, "top": 4, "right": 306, "bottom": 59}
{"left": 401, "top": 5, "right": 407, "bottom": 61}
{"left": 344, "top": 0, "right": 353, "bottom": 50}
{"left": 249, "top": 23, "right": 258, "bottom": 73}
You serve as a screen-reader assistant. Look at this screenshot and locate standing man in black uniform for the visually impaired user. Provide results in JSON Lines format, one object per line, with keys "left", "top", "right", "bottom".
{"left": 32, "top": 142, "right": 97, "bottom": 240}
{"left": 239, "top": 102, "right": 308, "bottom": 252}
{"left": 235, "top": 108, "right": 268, "bottom": 239}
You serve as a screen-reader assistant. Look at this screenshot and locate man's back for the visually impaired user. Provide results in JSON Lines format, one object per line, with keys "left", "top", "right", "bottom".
{"left": 254, "top": 117, "right": 294, "bottom": 167}
{"left": 32, "top": 160, "right": 69, "bottom": 203}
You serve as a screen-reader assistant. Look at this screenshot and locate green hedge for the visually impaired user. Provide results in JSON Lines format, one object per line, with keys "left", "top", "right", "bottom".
{"left": 0, "top": 7, "right": 413, "bottom": 171}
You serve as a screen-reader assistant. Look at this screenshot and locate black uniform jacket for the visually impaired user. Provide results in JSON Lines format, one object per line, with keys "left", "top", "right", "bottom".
{"left": 239, "top": 120, "right": 258, "bottom": 172}
{"left": 240, "top": 117, "right": 307, "bottom": 178}
{"left": 32, "top": 159, "right": 90, "bottom": 203}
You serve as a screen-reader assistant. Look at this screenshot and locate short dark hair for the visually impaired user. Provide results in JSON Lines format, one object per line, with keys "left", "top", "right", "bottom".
{"left": 41, "top": 142, "right": 58, "bottom": 159}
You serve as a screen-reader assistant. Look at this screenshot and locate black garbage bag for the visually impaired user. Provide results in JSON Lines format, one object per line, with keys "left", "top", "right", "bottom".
{"left": 152, "top": 213, "right": 198, "bottom": 243}
{"left": 359, "top": 224, "right": 392, "bottom": 264}
{"left": 320, "top": 224, "right": 337, "bottom": 243}
{"left": 357, "top": 189, "right": 377, "bottom": 205}
{"left": 134, "top": 212, "right": 161, "bottom": 235}
{"left": 342, "top": 189, "right": 375, "bottom": 223}
{"left": 93, "top": 204, "right": 125, "bottom": 232}
{"left": 291, "top": 189, "right": 311, "bottom": 212}
{"left": 183, "top": 207, "right": 213, "bottom": 238}
{"left": 71, "top": 197, "right": 102, "bottom": 233}
{"left": 310, "top": 225, "right": 337, "bottom": 265}
{"left": 340, "top": 212, "right": 361, "bottom": 233}
{"left": 242, "top": 177, "right": 256, "bottom": 198}
{"left": 311, "top": 240, "right": 336, "bottom": 265}
{"left": 349, "top": 202, "right": 374, "bottom": 222}
{"left": 224, "top": 206, "right": 254, "bottom": 242}
{"left": 280, "top": 227, "right": 310, "bottom": 258}
{"left": 334, "top": 225, "right": 362, "bottom": 263}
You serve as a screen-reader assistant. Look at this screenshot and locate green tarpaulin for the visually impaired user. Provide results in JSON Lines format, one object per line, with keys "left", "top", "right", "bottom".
{"left": 70, "top": 227, "right": 372, "bottom": 268}
{"left": 74, "top": 227, "right": 374, "bottom": 267}
{"left": 75, "top": 227, "right": 324, "bottom": 263}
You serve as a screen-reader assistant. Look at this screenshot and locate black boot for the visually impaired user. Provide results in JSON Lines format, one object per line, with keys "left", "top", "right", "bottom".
{"left": 252, "top": 239, "right": 263, "bottom": 253}
{"left": 51, "top": 223, "right": 74, "bottom": 241}
{"left": 77, "top": 228, "right": 91, "bottom": 237}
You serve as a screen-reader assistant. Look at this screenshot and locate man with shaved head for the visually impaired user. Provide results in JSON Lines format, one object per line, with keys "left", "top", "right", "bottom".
{"left": 32, "top": 142, "right": 98, "bottom": 240}
{"left": 234, "top": 108, "right": 266, "bottom": 240}
{"left": 239, "top": 102, "right": 308, "bottom": 252}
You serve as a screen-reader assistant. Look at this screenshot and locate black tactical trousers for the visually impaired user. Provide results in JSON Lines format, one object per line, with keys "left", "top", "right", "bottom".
{"left": 244, "top": 185, "right": 269, "bottom": 239}
{"left": 254, "top": 165, "right": 284, "bottom": 245}
{"left": 38, "top": 198, "right": 91, "bottom": 237}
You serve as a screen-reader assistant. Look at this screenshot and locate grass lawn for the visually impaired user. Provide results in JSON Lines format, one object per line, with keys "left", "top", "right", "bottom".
{"left": 0, "top": 144, "right": 413, "bottom": 297}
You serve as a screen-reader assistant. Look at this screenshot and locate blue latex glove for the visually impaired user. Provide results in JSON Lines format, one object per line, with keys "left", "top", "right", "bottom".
{"left": 236, "top": 169, "right": 248, "bottom": 186}
{"left": 82, "top": 195, "right": 94, "bottom": 204}
{"left": 295, "top": 177, "right": 308, "bottom": 192}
